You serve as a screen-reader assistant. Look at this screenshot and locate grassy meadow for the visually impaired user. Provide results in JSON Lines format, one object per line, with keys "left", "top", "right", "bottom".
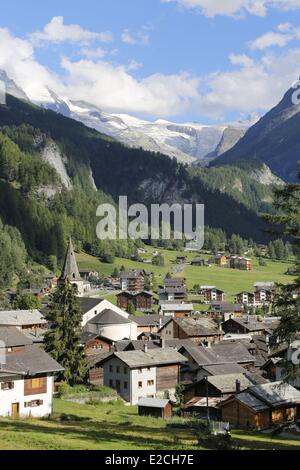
{"left": 0, "top": 399, "right": 299, "bottom": 450}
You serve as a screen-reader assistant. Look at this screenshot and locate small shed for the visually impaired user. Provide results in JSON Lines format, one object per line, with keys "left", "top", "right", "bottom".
{"left": 138, "top": 398, "right": 173, "bottom": 418}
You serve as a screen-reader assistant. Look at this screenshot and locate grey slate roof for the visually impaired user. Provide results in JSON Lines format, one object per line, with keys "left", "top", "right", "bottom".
{"left": 5, "top": 344, "right": 63, "bottom": 375}
{"left": 207, "top": 373, "right": 253, "bottom": 393}
{"left": 130, "top": 315, "right": 168, "bottom": 326}
{"left": 201, "top": 363, "right": 246, "bottom": 376}
{"left": 59, "top": 237, "right": 82, "bottom": 282}
{"left": 86, "top": 350, "right": 112, "bottom": 367}
{"left": 171, "top": 317, "right": 222, "bottom": 337}
{"left": 179, "top": 343, "right": 224, "bottom": 366}
{"left": 250, "top": 381, "right": 300, "bottom": 407}
{"left": 211, "top": 341, "right": 255, "bottom": 364}
{"left": 138, "top": 397, "right": 170, "bottom": 408}
{"left": 0, "top": 310, "right": 46, "bottom": 326}
{"left": 105, "top": 349, "right": 187, "bottom": 368}
{"left": 0, "top": 326, "right": 33, "bottom": 347}
{"left": 233, "top": 392, "right": 269, "bottom": 412}
{"left": 89, "top": 309, "right": 131, "bottom": 325}
{"left": 79, "top": 297, "right": 104, "bottom": 314}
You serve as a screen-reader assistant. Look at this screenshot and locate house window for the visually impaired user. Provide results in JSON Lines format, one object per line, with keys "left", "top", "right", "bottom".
{"left": 138, "top": 381, "right": 143, "bottom": 388}
{"left": 109, "top": 365, "right": 113, "bottom": 373}
{"left": 24, "top": 400, "right": 43, "bottom": 408}
{"left": 1, "top": 381, "right": 14, "bottom": 391}
{"left": 147, "top": 380, "right": 154, "bottom": 386}
{"left": 124, "top": 381, "right": 128, "bottom": 389}
{"left": 109, "top": 379, "right": 113, "bottom": 387}
{"left": 24, "top": 377, "right": 47, "bottom": 396}
{"left": 124, "top": 367, "right": 128, "bottom": 374}
{"left": 138, "top": 368, "right": 143, "bottom": 374}
{"left": 147, "top": 367, "right": 151, "bottom": 371}
{"left": 116, "top": 366, "right": 120, "bottom": 374}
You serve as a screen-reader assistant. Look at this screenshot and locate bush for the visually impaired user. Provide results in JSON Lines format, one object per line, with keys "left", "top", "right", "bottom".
{"left": 57, "top": 381, "right": 71, "bottom": 397}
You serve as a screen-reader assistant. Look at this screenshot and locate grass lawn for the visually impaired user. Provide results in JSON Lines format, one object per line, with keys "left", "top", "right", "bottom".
{"left": 77, "top": 248, "right": 293, "bottom": 303}
{"left": 0, "top": 399, "right": 299, "bottom": 450}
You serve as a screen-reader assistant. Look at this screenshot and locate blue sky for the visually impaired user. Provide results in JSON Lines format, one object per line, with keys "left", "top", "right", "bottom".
{"left": 1, "top": 0, "right": 300, "bottom": 122}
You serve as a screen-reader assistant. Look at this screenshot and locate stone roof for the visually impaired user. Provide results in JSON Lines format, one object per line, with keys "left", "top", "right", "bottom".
{"left": 211, "top": 341, "right": 255, "bottom": 364}
{"left": 4, "top": 344, "right": 63, "bottom": 375}
{"left": 206, "top": 373, "right": 253, "bottom": 393}
{"left": 130, "top": 315, "right": 168, "bottom": 326}
{"left": 250, "top": 381, "right": 300, "bottom": 407}
{"left": 105, "top": 349, "right": 187, "bottom": 368}
{"left": 78, "top": 297, "right": 104, "bottom": 314}
{"left": 138, "top": 397, "right": 170, "bottom": 408}
{"left": 0, "top": 310, "right": 46, "bottom": 326}
{"left": 0, "top": 326, "right": 33, "bottom": 347}
{"left": 89, "top": 309, "right": 132, "bottom": 325}
{"left": 180, "top": 343, "right": 224, "bottom": 366}
{"left": 172, "top": 317, "right": 222, "bottom": 337}
{"left": 201, "top": 363, "right": 246, "bottom": 376}
{"left": 59, "top": 237, "right": 82, "bottom": 282}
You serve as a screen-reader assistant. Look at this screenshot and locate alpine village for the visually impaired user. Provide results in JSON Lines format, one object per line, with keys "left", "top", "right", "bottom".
{"left": 1, "top": 15, "right": 300, "bottom": 453}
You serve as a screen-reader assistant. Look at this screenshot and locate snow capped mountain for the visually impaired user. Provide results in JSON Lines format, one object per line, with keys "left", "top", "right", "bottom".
{"left": 0, "top": 70, "right": 252, "bottom": 165}
{"left": 0, "top": 70, "right": 29, "bottom": 101}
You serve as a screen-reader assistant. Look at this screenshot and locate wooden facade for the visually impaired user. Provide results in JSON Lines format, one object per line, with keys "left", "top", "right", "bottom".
{"left": 156, "top": 364, "right": 180, "bottom": 391}
{"left": 117, "top": 291, "right": 153, "bottom": 312}
{"left": 24, "top": 376, "right": 47, "bottom": 396}
{"left": 138, "top": 402, "right": 172, "bottom": 418}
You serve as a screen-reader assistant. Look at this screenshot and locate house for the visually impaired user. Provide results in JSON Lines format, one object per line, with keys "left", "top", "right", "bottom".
{"left": 0, "top": 327, "right": 63, "bottom": 418}
{"left": 201, "top": 286, "right": 225, "bottom": 303}
{"left": 190, "top": 373, "right": 255, "bottom": 399}
{"left": 191, "top": 259, "right": 205, "bottom": 267}
{"left": 228, "top": 256, "right": 253, "bottom": 271}
{"left": 163, "top": 277, "right": 186, "bottom": 289}
{"left": 158, "top": 286, "right": 188, "bottom": 302}
{"left": 235, "top": 291, "right": 255, "bottom": 306}
{"left": 253, "top": 283, "right": 275, "bottom": 305}
{"left": 129, "top": 315, "right": 168, "bottom": 336}
{"left": 0, "top": 310, "right": 47, "bottom": 332}
{"left": 79, "top": 269, "right": 99, "bottom": 281}
{"left": 206, "top": 302, "right": 244, "bottom": 321}
{"left": 221, "top": 317, "right": 271, "bottom": 336}
{"left": 218, "top": 382, "right": 300, "bottom": 430}
{"left": 43, "top": 275, "right": 58, "bottom": 290}
{"left": 159, "top": 302, "right": 194, "bottom": 318}
{"left": 81, "top": 331, "right": 115, "bottom": 354}
{"left": 159, "top": 317, "right": 223, "bottom": 344}
{"left": 183, "top": 396, "right": 223, "bottom": 420}
{"left": 176, "top": 256, "right": 186, "bottom": 264}
{"left": 58, "top": 238, "right": 90, "bottom": 296}
{"left": 78, "top": 297, "right": 130, "bottom": 327}
{"left": 265, "top": 340, "right": 300, "bottom": 388}
{"left": 215, "top": 255, "right": 227, "bottom": 267}
{"left": 138, "top": 398, "right": 173, "bottom": 418}
{"left": 119, "top": 270, "right": 146, "bottom": 292}
{"left": 99, "top": 347, "right": 187, "bottom": 404}
{"left": 85, "top": 309, "right": 137, "bottom": 341}
{"left": 117, "top": 290, "right": 153, "bottom": 312}
{"left": 87, "top": 350, "right": 112, "bottom": 386}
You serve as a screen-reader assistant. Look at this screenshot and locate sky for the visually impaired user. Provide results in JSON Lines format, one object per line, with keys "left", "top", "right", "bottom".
{"left": 1, "top": 0, "right": 300, "bottom": 123}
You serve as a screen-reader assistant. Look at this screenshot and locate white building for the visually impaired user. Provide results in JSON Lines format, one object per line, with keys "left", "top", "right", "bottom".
{"left": 0, "top": 326, "right": 63, "bottom": 418}
{"left": 100, "top": 347, "right": 186, "bottom": 404}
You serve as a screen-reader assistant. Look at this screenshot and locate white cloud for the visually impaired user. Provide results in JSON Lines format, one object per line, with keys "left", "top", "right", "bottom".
{"left": 0, "top": 27, "right": 61, "bottom": 101}
{"left": 60, "top": 57, "right": 200, "bottom": 116}
{"left": 127, "top": 60, "right": 143, "bottom": 71}
{"left": 30, "top": 16, "right": 113, "bottom": 45}
{"left": 121, "top": 29, "right": 150, "bottom": 45}
{"left": 229, "top": 53, "right": 254, "bottom": 67}
{"left": 250, "top": 23, "right": 300, "bottom": 49}
{"left": 79, "top": 47, "right": 108, "bottom": 59}
{"left": 161, "top": 0, "right": 300, "bottom": 17}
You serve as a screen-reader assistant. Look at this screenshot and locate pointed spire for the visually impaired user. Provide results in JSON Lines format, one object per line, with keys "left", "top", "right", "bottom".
{"left": 59, "top": 237, "right": 82, "bottom": 282}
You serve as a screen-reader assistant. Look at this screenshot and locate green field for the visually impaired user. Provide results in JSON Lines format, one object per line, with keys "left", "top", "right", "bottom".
{"left": 0, "top": 399, "right": 299, "bottom": 450}
{"left": 77, "top": 248, "right": 293, "bottom": 302}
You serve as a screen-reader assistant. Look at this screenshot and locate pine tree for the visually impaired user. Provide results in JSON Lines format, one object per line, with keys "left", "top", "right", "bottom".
{"left": 44, "top": 281, "right": 87, "bottom": 385}
{"left": 263, "top": 166, "right": 300, "bottom": 382}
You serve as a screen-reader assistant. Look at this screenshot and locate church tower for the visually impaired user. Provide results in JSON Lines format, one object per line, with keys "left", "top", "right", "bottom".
{"left": 58, "top": 237, "right": 84, "bottom": 296}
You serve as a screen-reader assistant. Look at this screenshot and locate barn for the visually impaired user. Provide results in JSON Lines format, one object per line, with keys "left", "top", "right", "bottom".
{"left": 138, "top": 398, "right": 172, "bottom": 418}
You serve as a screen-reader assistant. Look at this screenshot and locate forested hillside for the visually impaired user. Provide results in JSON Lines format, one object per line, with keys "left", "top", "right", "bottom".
{"left": 0, "top": 94, "right": 277, "bottom": 278}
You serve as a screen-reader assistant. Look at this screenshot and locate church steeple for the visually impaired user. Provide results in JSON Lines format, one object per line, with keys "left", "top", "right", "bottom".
{"left": 59, "top": 237, "right": 82, "bottom": 282}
